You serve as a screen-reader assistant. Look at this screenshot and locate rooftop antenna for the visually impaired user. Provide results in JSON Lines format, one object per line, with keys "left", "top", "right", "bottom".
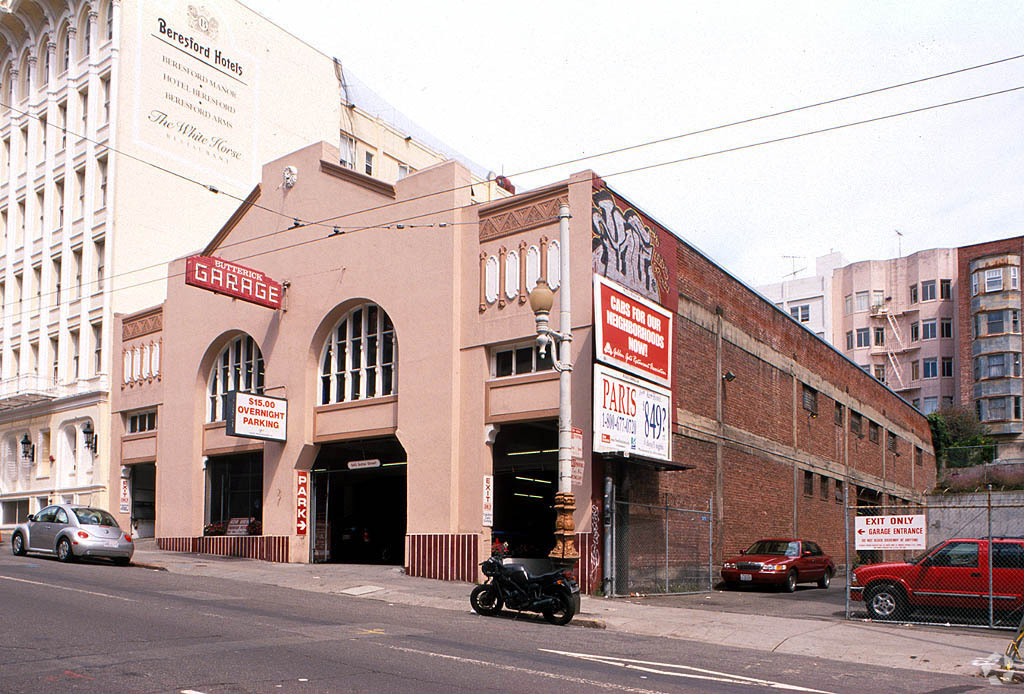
{"left": 895, "top": 229, "right": 903, "bottom": 257}
{"left": 782, "top": 255, "right": 807, "bottom": 278}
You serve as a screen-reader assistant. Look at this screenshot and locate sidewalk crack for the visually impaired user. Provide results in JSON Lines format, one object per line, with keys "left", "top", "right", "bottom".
{"left": 769, "top": 622, "right": 833, "bottom": 653}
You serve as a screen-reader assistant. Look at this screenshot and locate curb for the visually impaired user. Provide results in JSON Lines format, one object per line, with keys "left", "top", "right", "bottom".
{"left": 130, "top": 560, "right": 168, "bottom": 571}
{"left": 573, "top": 616, "right": 607, "bottom": 629}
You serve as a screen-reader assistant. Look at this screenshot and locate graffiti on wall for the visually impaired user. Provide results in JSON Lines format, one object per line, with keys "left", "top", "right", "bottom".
{"left": 592, "top": 190, "right": 668, "bottom": 303}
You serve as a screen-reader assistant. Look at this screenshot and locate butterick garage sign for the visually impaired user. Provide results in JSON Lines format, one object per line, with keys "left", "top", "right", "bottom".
{"left": 594, "top": 275, "right": 672, "bottom": 387}
{"left": 186, "top": 255, "right": 283, "bottom": 309}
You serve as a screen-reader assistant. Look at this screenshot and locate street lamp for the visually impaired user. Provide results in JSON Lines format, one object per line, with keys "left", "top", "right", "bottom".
{"left": 83, "top": 421, "right": 98, "bottom": 454}
{"left": 20, "top": 434, "right": 34, "bottom": 461}
{"left": 528, "top": 202, "right": 579, "bottom": 566}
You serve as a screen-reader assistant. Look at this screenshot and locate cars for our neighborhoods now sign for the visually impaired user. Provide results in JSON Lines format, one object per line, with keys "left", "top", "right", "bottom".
{"left": 593, "top": 275, "right": 673, "bottom": 387}
{"left": 185, "top": 255, "right": 284, "bottom": 309}
{"left": 593, "top": 364, "right": 671, "bottom": 462}
{"left": 854, "top": 515, "right": 927, "bottom": 550}
{"left": 225, "top": 392, "right": 287, "bottom": 442}
{"left": 296, "top": 471, "right": 309, "bottom": 535}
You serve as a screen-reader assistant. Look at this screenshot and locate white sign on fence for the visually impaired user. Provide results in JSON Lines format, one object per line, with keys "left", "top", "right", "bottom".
{"left": 854, "top": 514, "right": 927, "bottom": 550}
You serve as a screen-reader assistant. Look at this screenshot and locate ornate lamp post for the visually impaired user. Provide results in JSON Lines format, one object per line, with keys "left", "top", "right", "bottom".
{"left": 528, "top": 202, "right": 579, "bottom": 565}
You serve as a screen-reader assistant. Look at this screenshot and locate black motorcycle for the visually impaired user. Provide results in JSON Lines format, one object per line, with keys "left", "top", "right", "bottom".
{"left": 470, "top": 555, "right": 581, "bottom": 625}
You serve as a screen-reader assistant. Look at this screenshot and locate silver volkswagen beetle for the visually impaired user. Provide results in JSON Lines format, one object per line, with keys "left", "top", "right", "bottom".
{"left": 10, "top": 504, "right": 134, "bottom": 565}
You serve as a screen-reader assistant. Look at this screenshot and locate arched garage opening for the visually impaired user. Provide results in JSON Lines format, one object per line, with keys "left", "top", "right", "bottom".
{"left": 310, "top": 436, "right": 406, "bottom": 564}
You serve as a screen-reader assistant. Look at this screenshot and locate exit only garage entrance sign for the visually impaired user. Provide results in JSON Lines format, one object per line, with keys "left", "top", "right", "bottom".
{"left": 855, "top": 514, "right": 927, "bottom": 551}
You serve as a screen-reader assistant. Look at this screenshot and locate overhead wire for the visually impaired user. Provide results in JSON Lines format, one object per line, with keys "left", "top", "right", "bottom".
{"left": 1, "top": 67, "right": 1023, "bottom": 322}
{"left": 270, "top": 51, "right": 1024, "bottom": 235}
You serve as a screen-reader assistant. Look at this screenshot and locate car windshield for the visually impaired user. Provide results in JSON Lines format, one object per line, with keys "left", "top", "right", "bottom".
{"left": 73, "top": 508, "right": 119, "bottom": 527}
{"left": 746, "top": 540, "right": 800, "bottom": 557}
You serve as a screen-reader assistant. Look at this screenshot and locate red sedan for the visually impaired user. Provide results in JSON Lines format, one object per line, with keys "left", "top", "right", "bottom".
{"left": 721, "top": 538, "right": 835, "bottom": 592}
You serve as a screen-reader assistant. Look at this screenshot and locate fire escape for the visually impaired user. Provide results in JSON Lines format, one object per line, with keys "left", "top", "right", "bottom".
{"left": 870, "top": 298, "right": 917, "bottom": 392}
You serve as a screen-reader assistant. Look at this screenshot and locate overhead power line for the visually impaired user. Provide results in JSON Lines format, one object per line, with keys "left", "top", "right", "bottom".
{"left": 0, "top": 61, "right": 1021, "bottom": 324}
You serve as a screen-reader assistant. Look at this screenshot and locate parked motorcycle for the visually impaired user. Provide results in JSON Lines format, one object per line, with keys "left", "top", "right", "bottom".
{"left": 470, "top": 555, "right": 581, "bottom": 625}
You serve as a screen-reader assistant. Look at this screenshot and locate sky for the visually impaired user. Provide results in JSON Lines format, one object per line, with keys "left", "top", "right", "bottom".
{"left": 242, "top": 0, "right": 1024, "bottom": 288}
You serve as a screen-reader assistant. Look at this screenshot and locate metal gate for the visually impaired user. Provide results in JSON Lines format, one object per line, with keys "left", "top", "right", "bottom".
{"left": 844, "top": 493, "right": 1024, "bottom": 630}
{"left": 609, "top": 495, "right": 713, "bottom": 597}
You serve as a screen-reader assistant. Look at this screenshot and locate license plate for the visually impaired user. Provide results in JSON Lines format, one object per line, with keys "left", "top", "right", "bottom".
{"left": 740, "top": 574, "right": 752, "bottom": 581}
{"left": 104, "top": 540, "right": 119, "bottom": 548}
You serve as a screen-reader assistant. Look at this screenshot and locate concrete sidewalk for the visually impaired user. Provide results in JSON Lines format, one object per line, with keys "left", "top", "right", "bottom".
{"left": 131, "top": 544, "right": 1003, "bottom": 679}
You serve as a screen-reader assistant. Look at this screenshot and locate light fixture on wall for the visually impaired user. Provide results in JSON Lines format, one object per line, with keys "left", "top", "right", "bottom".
{"left": 20, "top": 434, "right": 34, "bottom": 461}
{"left": 722, "top": 371, "right": 737, "bottom": 382}
{"left": 83, "top": 421, "right": 98, "bottom": 454}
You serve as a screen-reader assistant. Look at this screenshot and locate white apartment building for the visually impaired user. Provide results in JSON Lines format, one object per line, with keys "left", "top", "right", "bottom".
{"left": 0, "top": 0, "right": 500, "bottom": 531}
{"left": 758, "top": 251, "right": 845, "bottom": 343}
{"left": 832, "top": 249, "right": 958, "bottom": 415}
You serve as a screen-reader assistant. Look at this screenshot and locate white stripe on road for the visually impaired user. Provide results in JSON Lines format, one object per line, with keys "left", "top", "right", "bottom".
{"left": 374, "top": 643, "right": 671, "bottom": 693}
{"left": 540, "top": 649, "right": 837, "bottom": 693}
{"left": 0, "top": 574, "right": 138, "bottom": 602}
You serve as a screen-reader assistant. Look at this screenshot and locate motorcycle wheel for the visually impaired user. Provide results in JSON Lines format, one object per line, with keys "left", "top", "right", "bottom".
{"left": 542, "top": 592, "right": 575, "bottom": 626}
{"left": 470, "top": 585, "right": 503, "bottom": 616}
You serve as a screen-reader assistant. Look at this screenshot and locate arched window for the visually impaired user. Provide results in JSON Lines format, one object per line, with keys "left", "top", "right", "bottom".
{"left": 39, "top": 36, "right": 50, "bottom": 86}
{"left": 103, "top": 0, "right": 114, "bottom": 41}
{"left": 59, "top": 26, "right": 70, "bottom": 73}
{"left": 208, "top": 335, "right": 264, "bottom": 422}
{"left": 320, "top": 303, "right": 395, "bottom": 404}
{"left": 18, "top": 52, "right": 30, "bottom": 100}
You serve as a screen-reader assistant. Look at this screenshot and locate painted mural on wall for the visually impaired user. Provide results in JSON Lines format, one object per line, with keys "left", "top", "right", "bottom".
{"left": 592, "top": 189, "right": 669, "bottom": 304}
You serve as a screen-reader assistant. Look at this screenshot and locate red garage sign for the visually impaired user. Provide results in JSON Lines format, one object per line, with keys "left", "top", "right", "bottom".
{"left": 296, "top": 471, "right": 309, "bottom": 535}
{"left": 594, "top": 275, "right": 672, "bottom": 387}
{"left": 185, "top": 255, "right": 283, "bottom": 309}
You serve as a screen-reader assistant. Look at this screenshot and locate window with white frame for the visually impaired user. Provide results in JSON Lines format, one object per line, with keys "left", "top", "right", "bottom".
{"left": 789, "top": 304, "right": 809, "bottom": 322}
{"left": 493, "top": 342, "right": 554, "bottom": 377}
{"left": 319, "top": 304, "right": 395, "bottom": 405}
{"left": 922, "top": 319, "right": 937, "bottom": 340}
{"left": 128, "top": 411, "right": 156, "bottom": 434}
{"left": 855, "top": 328, "right": 869, "bottom": 347}
{"left": 208, "top": 335, "right": 265, "bottom": 422}
{"left": 844, "top": 294, "right": 853, "bottom": 315}
{"left": 340, "top": 135, "right": 355, "bottom": 168}
{"left": 855, "top": 291, "right": 869, "bottom": 312}
{"left": 985, "top": 268, "right": 1003, "bottom": 293}
{"left": 1011, "top": 266, "right": 1020, "bottom": 289}
{"left": 921, "top": 280, "right": 936, "bottom": 301}
{"left": 923, "top": 357, "right": 938, "bottom": 379}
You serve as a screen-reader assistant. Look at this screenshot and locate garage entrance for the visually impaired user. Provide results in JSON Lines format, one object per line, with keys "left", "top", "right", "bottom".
{"left": 130, "top": 463, "right": 156, "bottom": 538}
{"left": 311, "top": 437, "right": 406, "bottom": 564}
{"left": 491, "top": 422, "right": 557, "bottom": 558}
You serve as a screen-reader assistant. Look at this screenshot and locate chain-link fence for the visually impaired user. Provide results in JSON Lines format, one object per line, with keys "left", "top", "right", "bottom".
{"left": 845, "top": 497, "right": 1024, "bottom": 629}
{"left": 610, "top": 496, "right": 712, "bottom": 597}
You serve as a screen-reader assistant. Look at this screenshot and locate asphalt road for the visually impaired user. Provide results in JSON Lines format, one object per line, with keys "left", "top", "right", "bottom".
{"left": 0, "top": 554, "right": 990, "bottom": 693}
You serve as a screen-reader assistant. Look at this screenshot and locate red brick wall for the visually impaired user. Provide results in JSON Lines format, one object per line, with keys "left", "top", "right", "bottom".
{"left": 673, "top": 316, "right": 718, "bottom": 421}
{"left": 956, "top": 236, "right": 1024, "bottom": 405}
{"left": 720, "top": 339, "right": 793, "bottom": 445}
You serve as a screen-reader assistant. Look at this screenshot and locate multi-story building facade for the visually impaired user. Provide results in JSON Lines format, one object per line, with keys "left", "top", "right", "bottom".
{"left": 110, "top": 143, "right": 934, "bottom": 590}
{"left": 832, "top": 249, "right": 958, "bottom": 415}
{"left": 758, "top": 251, "right": 844, "bottom": 343}
{"left": 0, "top": 0, "right": 501, "bottom": 531}
{"left": 957, "top": 238, "right": 1024, "bottom": 459}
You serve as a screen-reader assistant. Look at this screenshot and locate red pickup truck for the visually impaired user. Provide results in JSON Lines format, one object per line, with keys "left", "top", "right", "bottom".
{"left": 850, "top": 537, "right": 1024, "bottom": 620}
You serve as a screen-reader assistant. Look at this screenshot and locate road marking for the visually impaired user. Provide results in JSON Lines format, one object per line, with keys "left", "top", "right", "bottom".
{"left": 374, "top": 643, "right": 671, "bottom": 693}
{"left": 0, "top": 574, "right": 138, "bottom": 602}
{"left": 541, "top": 649, "right": 836, "bottom": 693}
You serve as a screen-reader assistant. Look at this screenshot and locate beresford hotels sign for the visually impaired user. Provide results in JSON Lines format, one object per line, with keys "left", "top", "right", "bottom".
{"left": 593, "top": 364, "right": 671, "bottom": 461}
{"left": 593, "top": 275, "right": 672, "bottom": 387}
{"left": 225, "top": 391, "right": 287, "bottom": 442}
{"left": 186, "top": 255, "right": 283, "bottom": 309}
